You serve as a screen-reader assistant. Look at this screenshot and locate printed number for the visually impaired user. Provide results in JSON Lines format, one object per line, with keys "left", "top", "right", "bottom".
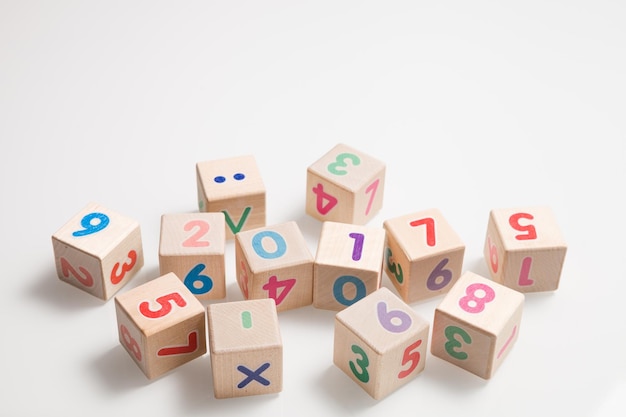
{"left": 182, "top": 220, "right": 210, "bottom": 247}
{"left": 487, "top": 236, "right": 499, "bottom": 273}
{"left": 377, "top": 301, "right": 412, "bottom": 333}
{"left": 312, "top": 183, "right": 338, "bottom": 215}
{"left": 262, "top": 275, "right": 296, "bottom": 306}
{"left": 120, "top": 324, "right": 142, "bottom": 361}
{"left": 349, "top": 344, "right": 370, "bottom": 383}
{"left": 410, "top": 217, "right": 436, "bottom": 247}
{"left": 328, "top": 152, "right": 361, "bottom": 175}
{"left": 364, "top": 178, "right": 380, "bottom": 216}
{"left": 252, "top": 230, "right": 287, "bottom": 259}
{"left": 509, "top": 212, "right": 537, "bottom": 240}
{"left": 333, "top": 275, "right": 366, "bottom": 306}
{"left": 241, "top": 311, "right": 252, "bottom": 329}
{"left": 110, "top": 249, "right": 137, "bottom": 285}
{"left": 518, "top": 256, "right": 534, "bottom": 286}
{"left": 398, "top": 340, "right": 422, "bottom": 379}
{"left": 458, "top": 283, "right": 495, "bottom": 314}
{"left": 60, "top": 257, "right": 94, "bottom": 287}
{"left": 72, "top": 212, "right": 110, "bottom": 237}
{"left": 139, "top": 292, "right": 187, "bottom": 319}
{"left": 223, "top": 206, "right": 251, "bottom": 235}
{"left": 444, "top": 325, "right": 471, "bottom": 360}
{"left": 157, "top": 331, "right": 198, "bottom": 356}
{"left": 184, "top": 263, "right": 213, "bottom": 294}
{"left": 348, "top": 232, "right": 364, "bottom": 261}
{"left": 426, "top": 258, "right": 452, "bottom": 291}
{"left": 386, "top": 248, "right": 403, "bottom": 284}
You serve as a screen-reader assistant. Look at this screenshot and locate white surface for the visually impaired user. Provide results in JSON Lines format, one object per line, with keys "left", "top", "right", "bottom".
{"left": 1, "top": 1, "right": 624, "bottom": 416}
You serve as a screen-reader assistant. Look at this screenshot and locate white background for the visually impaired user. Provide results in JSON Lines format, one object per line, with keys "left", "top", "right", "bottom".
{"left": 1, "top": 1, "right": 624, "bottom": 416}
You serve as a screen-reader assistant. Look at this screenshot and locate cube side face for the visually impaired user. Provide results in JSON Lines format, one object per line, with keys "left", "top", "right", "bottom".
{"left": 100, "top": 225, "right": 144, "bottom": 300}
{"left": 52, "top": 236, "right": 105, "bottom": 299}
{"left": 115, "top": 300, "right": 148, "bottom": 375}
{"left": 383, "top": 233, "right": 410, "bottom": 301}
{"left": 306, "top": 169, "right": 355, "bottom": 223}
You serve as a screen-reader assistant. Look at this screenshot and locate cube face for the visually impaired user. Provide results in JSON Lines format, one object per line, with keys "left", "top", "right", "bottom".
{"left": 235, "top": 221, "right": 314, "bottom": 312}
{"left": 334, "top": 287, "right": 430, "bottom": 400}
{"left": 383, "top": 209, "right": 465, "bottom": 303}
{"left": 207, "top": 299, "right": 283, "bottom": 399}
{"left": 114, "top": 273, "right": 207, "bottom": 380}
{"left": 430, "top": 271, "right": 524, "bottom": 379}
{"left": 51, "top": 202, "right": 144, "bottom": 300}
{"left": 196, "top": 155, "right": 266, "bottom": 239}
{"left": 313, "top": 221, "right": 386, "bottom": 311}
{"left": 159, "top": 212, "right": 226, "bottom": 300}
{"left": 306, "top": 143, "right": 385, "bottom": 225}
{"left": 484, "top": 206, "right": 567, "bottom": 292}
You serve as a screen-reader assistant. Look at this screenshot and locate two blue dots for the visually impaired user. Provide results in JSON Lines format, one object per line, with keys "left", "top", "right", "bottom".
{"left": 214, "top": 173, "right": 245, "bottom": 183}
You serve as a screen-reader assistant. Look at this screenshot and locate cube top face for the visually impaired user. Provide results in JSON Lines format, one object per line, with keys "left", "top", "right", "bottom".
{"left": 196, "top": 155, "right": 265, "bottom": 203}
{"left": 489, "top": 206, "right": 566, "bottom": 251}
{"left": 159, "top": 212, "right": 225, "bottom": 257}
{"left": 207, "top": 299, "right": 282, "bottom": 353}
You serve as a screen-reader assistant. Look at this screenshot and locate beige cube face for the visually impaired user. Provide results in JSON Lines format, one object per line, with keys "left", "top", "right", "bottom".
{"left": 207, "top": 299, "right": 283, "bottom": 399}
{"left": 51, "top": 202, "right": 144, "bottom": 300}
{"left": 430, "top": 271, "right": 524, "bottom": 379}
{"left": 484, "top": 206, "right": 567, "bottom": 292}
{"left": 334, "top": 288, "right": 430, "bottom": 400}
{"left": 159, "top": 212, "right": 226, "bottom": 300}
{"left": 196, "top": 155, "right": 266, "bottom": 239}
{"left": 305, "top": 143, "right": 385, "bottom": 225}
{"left": 114, "top": 273, "right": 207, "bottom": 380}
{"left": 383, "top": 209, "right": 465, "bottom": 304}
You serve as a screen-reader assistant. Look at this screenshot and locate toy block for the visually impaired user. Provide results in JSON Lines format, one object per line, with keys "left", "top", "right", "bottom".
{"left": 383, "top": 208, "right": 465, "bottom": 304}
{"left": 207, "top": 299, "right": 283, "bottom": 399}
{"left": 51, "top": 202, "right": 144, "bottom": 301}
{"left": 196, "top": 155, "right": 266, "bottom": 239}
{"left": 235, "top": 221, "right": 314, "bottom": 312}
{"left": 114, "top": 272, "right": 207, "bottom": 380}
{"left": 306, "top": 143, "right": 385, "bottom": 225}
{"left": 159, "top": 212, "right": 226, "bottom": 300}
{"left": 313, "top": 221, "right": 386, "bottom": 311}
{"left": 484, "top": 206, "right": 567, "bottom": 292}
{"left": 430, "top": 271, "right": 524, "bottom": 379}
{"left": 334, "top": 287, "right": 430, "bottom": 400}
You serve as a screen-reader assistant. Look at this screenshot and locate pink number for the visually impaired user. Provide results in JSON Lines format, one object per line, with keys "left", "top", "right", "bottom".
{"left": 157, "top": 331, "right": 198, "bottom": 356}
{"left": 458, "top": 283, "right": 495, "bottom": 314}
{"left": 120, "top": 324, "right": 142, "bottom": 361}
{"left": 262, "top": 275, "right": 296, "bottom": 306}
{"left": 398, "top": 339, "right": 422, "bottom": 379}
{"left": 518, "top": 256, "right": 534, "bottom": 286}
{"left": 509, "top": 212, "right": 537, "bottom": 240}
{"left": 497, "top": 325, "right": 518, "bottom": 359}
{"left": 364, "top": 178, "right": 380, "bottom": 216}
{"left": 60, "top": 257, "right": 94, "bottom": 287}
{"left": 410, "top": 217, "right": 436, "bottom": 247}
{"left": 487, "top": 236, "right": 499, "bottom": 273}
{"left": 139, "top": 292, "right": 187, "bottom": 319}
{"left": 312, "top": 183, "right": 338, "bottom": 215}
{"left": 110, "top": 249, "right": 137, "bottom": 285}
{"left": 182, "top": 220, "right": 210, "bottom": 247}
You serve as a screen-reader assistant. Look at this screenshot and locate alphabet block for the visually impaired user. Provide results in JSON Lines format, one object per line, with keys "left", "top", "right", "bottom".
{"left": 196, "top": 155, "right": 266, "bottom": 239}
{"left": 313, "top": 221, "right": 386, "bottom": 311}
{"left": 159, "top": 212, "right": 226, "bottom": 300}
{"left": 207, "top": 299, "right": 283, "bottom": 398}
{"left": 306, "top": 143, "right": 385, "bottom": 225}
{"left": 484, "top": 206, "right": 567, "bottom": 292}
{"left": 235, "top": 221, "right": 314, "bottom": 312}
{"left": 334, "top": 287, "right": 430, "bottom": 400}
{"left": 51, "top": 202, "right": 144, "bottom": 300}
{"left": 114, "top": 272, "right": 207, "bottom": 380}
{"left": 383, "top": 208, "right": 465, "bottom": 303}
{"left": 430, "top": 271, "right": 524, "bottom": 379}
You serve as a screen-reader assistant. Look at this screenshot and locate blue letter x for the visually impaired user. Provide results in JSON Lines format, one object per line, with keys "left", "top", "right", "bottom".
{"left": 237, "top": 363, "right": 271, "bottom": 388}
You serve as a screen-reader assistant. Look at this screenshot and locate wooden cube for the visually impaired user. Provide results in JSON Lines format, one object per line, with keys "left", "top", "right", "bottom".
{"left": 484, "top": 206, "right": 567, "bottom": 292}
{"left": 334, "top": 287, "right": 430, "bottom": 400}
{"left": 114, "top": 272, "right": 207, "bottom": 380}
{"left": 430, "top": 271, "right": 524, "bottom": 379}
{"left": 235, "top": 221, "right": 314, "bottom": 312}
{"left": 306, "top": 143, "right": 385, "bottom": 225}
{"left": 51, "top": 202, "right": 144, "bottom": 300}
{"left": 383, "top": 208, "right": 465, "bottom": 304}
{"left": 313, "top": 221, "right": 386, "bottom": 311}
{"left": 207, "top": 299, "right": 283, "bottom": 399}
{"left": 159, "top": 212, "right": 226, "bottom": 300}
{"left": 196, "top": 155, "right": 266, "bottom": 239}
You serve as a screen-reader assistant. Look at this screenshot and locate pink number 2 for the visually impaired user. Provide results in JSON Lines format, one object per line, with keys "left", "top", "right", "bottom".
{"left": 182, "top": 220, "right": 210, "bottom": 247}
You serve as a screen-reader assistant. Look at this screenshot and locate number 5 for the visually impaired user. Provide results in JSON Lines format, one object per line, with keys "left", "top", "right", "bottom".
{"left": 398, "top": 339, "right": 422, "bottom": 379}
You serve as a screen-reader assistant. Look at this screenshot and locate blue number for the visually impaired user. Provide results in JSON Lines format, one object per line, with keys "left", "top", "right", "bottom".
{"left": 252, "top": 231, "right": 287, "bottom": 259}
{"left": 333, "top": 275, "right": 366, "bottom": 306}
{"left": 184, "top": 263, "right": 213, "bottom": 294}
{"left": 72, "top": 212, "right": 110, "bottom": 237}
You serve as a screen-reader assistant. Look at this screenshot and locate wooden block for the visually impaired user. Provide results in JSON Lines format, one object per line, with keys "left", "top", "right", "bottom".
{"left": 334, "top": 287, "right": 430, "bottom": 400}
{"left": 196, "top": 155, "right": 266, "bottom": 239}
{"left": 51, "top": 202, "right": 144, "bottom": 300}
{"left": 430, "top": 271, "right": 524, "bottom": 379}
{"left": 114, "top": 272, "right": 207, "bottom": 380}
{"left": 313, "top": 221, "right": 386, "bottom": 311}
{"left": 383, "top": 208, "right": 465, "bottom": 303}
{"left": 159, "top": 212, "right": 226, "bottom": 300}
{"left": 484, "top": 206, "right": 567, "bottom": 292}
{"left": 235, "top": 221, "right": 314, "bottom": 312}
{"left": 207, "top": 299, "right": 283, "bottom": 399}
{"left": 306, "top": 143, "right": 385, "bottom": 225}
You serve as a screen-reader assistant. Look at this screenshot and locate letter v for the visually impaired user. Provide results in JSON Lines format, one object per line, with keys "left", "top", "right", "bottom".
{"left": 223, "top": 206, "right": 252, "bottom": 234}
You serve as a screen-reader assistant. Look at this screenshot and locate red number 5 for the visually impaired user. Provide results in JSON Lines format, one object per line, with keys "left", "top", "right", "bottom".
{"left": 398, "top": 339, "right": 422, "bottom": 379}
{"left": 139, "top": 292, "right": 187, "bottom": 319}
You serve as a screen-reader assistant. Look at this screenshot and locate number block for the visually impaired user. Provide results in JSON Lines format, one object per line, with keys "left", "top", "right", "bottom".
{"left": 484, "top": 206, "right": 567, "bottom": 292}
{"left": 196, "top": 155, "right": 266, "bottom": 239}
{"left": 334, "top": 287, "right": 429, "bottom": 400}
{"left": 159, "top": 212, "right": 226, "bottom": 300}
{"left": 207, "top": 299, "right": 283, "bottom": 399}
{"left": 430, "top": 271, "right": 524, "bottom": 379}
{"left": 306, "top": 143, "right": 385, "bottom": 225}
{"left": 114, "top": 272, "right": 207, "bottom": 380}
{"left": 51, "top": 202, "right": 144, "bottom": 301}
{"left": 313, "top": 221, "right": 386, "bottom": 311}
{"left": 235, "top": 221, "right": 314, "bottom": 312}
{"left": 383, "top": 208, "right": 465, "bottom": 303}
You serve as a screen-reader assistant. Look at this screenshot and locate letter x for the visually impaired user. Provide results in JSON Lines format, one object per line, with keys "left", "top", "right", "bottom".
{"left": 237, "top": 363, "right": 271, "bottom": 388}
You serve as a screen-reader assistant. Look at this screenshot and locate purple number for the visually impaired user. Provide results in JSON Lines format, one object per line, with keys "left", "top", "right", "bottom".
{"left": 348, "top": 232, "right": 364, "bottom": 261}
{"left": 377, "top": 301, "right": 412, "bottom": 333}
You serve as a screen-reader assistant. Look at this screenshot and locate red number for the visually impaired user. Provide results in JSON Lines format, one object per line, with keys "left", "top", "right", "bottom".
{"left": 398, "top": 339, "right": 422, "bottom": 379}
{"left": 139, "top": 292, "right": 187, "bottom": 319}
{"left": 312, "top": 183, "right": 338, "bottom": 215}
{"left": 110, "top": 249, "right": 137, "bottom": 285}
{"left": 120, "top": 324, "right": 142, "bottom": 361}
{"left": 182, "top": 220, "right": 210, "bottom": 247}
{"left": 509, "top": 212, "right": 537, "bottom": 240}
{"left": 410, "top": 217, "right": 436, "bottom": 247}
{"left": 518, "top": 256, "right": 534, "bottom": 286}
{"left": 364, "top": 178, "right": 380, "bottom": 216}
{"left": 157, "top": 331, "right": 198, "bottom": 356}
{"left": 262, "top": 275, "right": 296, "bottom": 306}
{"left": 60, "top": 257, "right": 94, "bottom": 287}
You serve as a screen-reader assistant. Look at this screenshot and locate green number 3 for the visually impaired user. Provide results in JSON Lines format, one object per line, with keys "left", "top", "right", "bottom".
{"left": 444, "top": 325, "right": 472, "bottom": 360}
{"left": 349, "top": 344, "right": 370, "bottom": 383}
{"left": 328, "top": 152, "right": 361, "bottom": 176}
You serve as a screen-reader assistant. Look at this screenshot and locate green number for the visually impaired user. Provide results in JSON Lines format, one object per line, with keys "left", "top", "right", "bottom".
{"left": 444, "top": 325, "right": 472, "bottom": 360}
{"left": 349, "top": 344, "right": 370, "bottom": 383}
